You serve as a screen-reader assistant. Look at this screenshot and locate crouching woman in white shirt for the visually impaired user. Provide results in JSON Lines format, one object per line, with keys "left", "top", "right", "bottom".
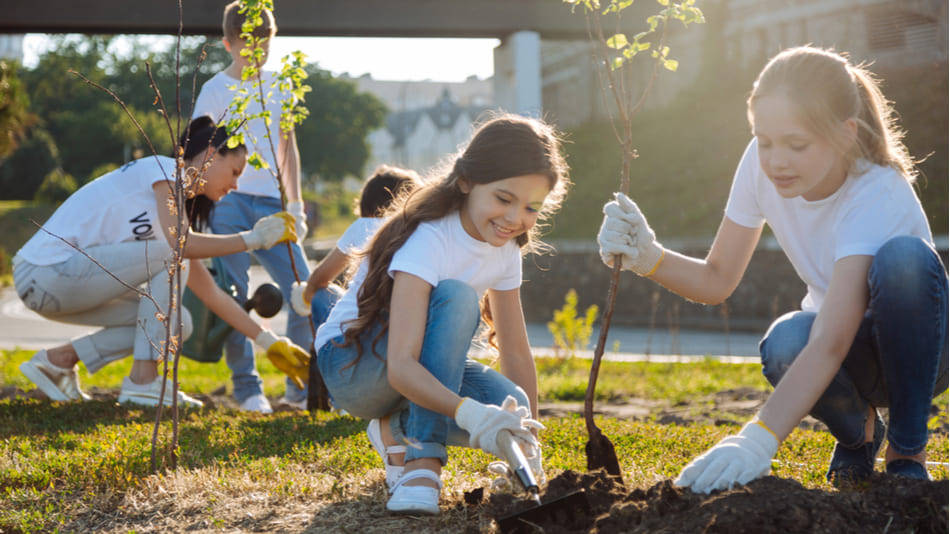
{"left": 14, "top": 116, "right": 308, "bottom": 407}
{"left": 598, "top": 46, "right": 946, "bottom": 489}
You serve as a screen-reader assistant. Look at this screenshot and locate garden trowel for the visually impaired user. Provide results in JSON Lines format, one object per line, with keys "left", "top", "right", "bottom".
{"left": 493, "top": 430, "right": 590, "bottom": 533}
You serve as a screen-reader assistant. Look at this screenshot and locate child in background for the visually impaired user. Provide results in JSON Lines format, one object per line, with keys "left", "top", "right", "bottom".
{"left": 15, "top": 117, "right": 309, "bottom": 407}
{"left": 289, "top": 165, "right": 423, "bottom": 350}
{"left": 597, "top": 46, "right": 946, "bottom": 491}
{"left": 192, "top": 1, "right": 311, "bottom": 413}
{"left": 313, "top": 115, "right": 571, "bottom": 515}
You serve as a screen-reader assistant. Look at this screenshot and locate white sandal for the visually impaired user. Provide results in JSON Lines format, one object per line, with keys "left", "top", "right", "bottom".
{"left": 366, "top": 418, "right": 406, "bottom": 492}
{"left": 386, "top": 469, "right": 442, "bottom": 515}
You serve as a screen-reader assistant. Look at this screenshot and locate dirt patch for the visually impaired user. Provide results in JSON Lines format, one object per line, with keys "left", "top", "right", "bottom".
{"left": 541, "top": 387, "right": 948, "bottom": 435}
{"left": 488, "top": 469, "right": 948, "bottom": 533}
{"left": 539, "top": 388, "right": 829, "bottom": 431}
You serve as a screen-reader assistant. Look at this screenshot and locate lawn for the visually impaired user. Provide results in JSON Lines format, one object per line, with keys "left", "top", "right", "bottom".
{"left": 1, "top": 349, "right": 947, "bottom": 533}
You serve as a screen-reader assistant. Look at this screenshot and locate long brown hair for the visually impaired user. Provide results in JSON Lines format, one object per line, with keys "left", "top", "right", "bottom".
{"left": 340, "top": 113, "right": 570, "bottom": 363}
{"left": 748, "top": 46, "right": 916, "bottom": 182}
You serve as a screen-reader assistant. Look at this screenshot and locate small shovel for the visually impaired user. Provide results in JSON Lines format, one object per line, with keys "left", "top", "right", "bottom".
{"left": 494, "top": 430, "right": 590, "bottom": 533}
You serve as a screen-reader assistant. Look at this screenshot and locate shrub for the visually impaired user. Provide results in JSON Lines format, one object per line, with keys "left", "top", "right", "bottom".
{"left": 0, "top": 128, "right": 60, "bottom": 200}
{"left": 548, "top": 289, "right": 599, "bottom": 359}
{"left": 34, "top": 168, "right": 78, "bottom": 204}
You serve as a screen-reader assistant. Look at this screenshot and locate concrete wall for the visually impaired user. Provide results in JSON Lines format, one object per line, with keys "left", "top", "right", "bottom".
{"left": 519, "top": 239, "right": 950, "bottom": 333}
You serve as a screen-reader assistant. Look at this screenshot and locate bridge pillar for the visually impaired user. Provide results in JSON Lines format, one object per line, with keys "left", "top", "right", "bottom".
{"left": 493, "top": 30, "right": 541, "bottom": 117}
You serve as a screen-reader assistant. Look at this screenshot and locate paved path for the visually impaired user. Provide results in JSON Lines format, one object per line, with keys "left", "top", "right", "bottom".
{"left": 0, "top": 266, "right": 761, "bottom": 361}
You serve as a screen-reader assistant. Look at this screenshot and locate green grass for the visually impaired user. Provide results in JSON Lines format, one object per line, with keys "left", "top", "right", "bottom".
{"left": 1, "top": 349, "right": 947, "bottom": 533}
{"left": 0, "top": 349, "right": 292, "bottom": 401}
{"left": 536, "top": 356, "right": 769, "bottom": 404}
{"left": 0, "top": 201, "right": 58, "bottom": 286}
{"left": 0, "top": 350, "right": 771, "bottom": 405}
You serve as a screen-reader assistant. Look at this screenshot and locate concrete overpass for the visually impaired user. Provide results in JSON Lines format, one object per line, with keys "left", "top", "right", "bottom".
{"left": 2, "top": 0, "right": 599, "bottom": 116}
{"left": 1, "top": 0, "right": 589, "bottom": 39}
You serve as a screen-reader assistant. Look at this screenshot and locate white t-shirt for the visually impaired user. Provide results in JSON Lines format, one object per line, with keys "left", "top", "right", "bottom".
{"left": 725, "top": 139, "right": 933, "bottom": 312}
{"left": 314, "top": 211, "right": 524, "bottom": 351}
{"left": 336, "top": 217, "right": 385, "bottom": 255}
{"left": 192, "top": 70, "right": 289, "bottom": 198}
{"left": 17, "top": 156, "right": 175, "bottom": 266}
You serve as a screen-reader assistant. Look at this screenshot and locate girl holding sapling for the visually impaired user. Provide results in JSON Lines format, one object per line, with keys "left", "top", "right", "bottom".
{"left": 597, "top": 46, "right": 946, "bottom": 491}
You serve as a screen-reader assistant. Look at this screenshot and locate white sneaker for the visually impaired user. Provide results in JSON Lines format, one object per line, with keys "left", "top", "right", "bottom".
{"left": 240, "top": 393, "right": 273, "bottom": 414}
{"left": 19, "top": 350, "right": 90, "bottom": 402}
{"left": 278, "top": 395, "right": 307, "bottom": 411}
{"left": 118, "top": 376, "right": 204, "bottom": 408}
{"left": 367, "top": 418, "right": 407, "bottom": 492}
{"left": 386, "top": 469, "right": 442, "bottom": 515}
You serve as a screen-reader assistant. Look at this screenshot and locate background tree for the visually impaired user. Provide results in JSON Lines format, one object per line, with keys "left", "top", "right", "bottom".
{"left": 295, "top": 65, "right": 387, "bottom": 184}
{"left": 0, "top": 129, "right": 60, "bottom": 200}
{"left": 0, "top": 60, "right": 34, "bottom": 159}
{"left": 18, "top": 36, "right": 171, "bottom": 185}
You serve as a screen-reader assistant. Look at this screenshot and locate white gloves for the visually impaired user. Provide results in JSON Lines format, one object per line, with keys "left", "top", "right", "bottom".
{"left": 290, "top": 281, "right": 311, "bottom": 317}
{"left": 674, "top": 420, "right": 779, "bottom": 494}
{"left": 287, "top": 201, "right": 308, "bottom": 242}
{"left": 455, "top": 396, "right": 543, "bottom": 460}
{"left": 239, "top": 212, "right": 297, "bottom": 250}
{"left": 597, "top": 192, "right": 665, "bottom": 276}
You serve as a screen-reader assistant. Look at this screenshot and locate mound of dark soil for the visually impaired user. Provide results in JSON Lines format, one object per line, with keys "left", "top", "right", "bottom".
{"left": 488, "top": 469, "right": 948, "bottom": 533}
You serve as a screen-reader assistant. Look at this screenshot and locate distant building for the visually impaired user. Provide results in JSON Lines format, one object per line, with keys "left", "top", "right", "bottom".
{"left": 540, "top": 0, "right": 947, "bottom": 127}
{"left": 0, "top": 35, "right": 24, "bottom": 62}
{"left": 343, "top": 74, "right": 492, "bottom": 177}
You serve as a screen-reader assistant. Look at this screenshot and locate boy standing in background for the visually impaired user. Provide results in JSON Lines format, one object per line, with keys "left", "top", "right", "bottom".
{"left": 193, "top": 1, "right": 311, "bottom": 413}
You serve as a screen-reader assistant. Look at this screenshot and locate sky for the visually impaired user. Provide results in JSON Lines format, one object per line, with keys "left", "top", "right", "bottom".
{"left": 22, "top": 34, "right": 499, "bottom": 82}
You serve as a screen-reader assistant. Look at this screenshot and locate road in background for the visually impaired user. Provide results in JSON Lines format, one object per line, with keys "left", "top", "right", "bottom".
{"left": 1, "top": 265, "right": 761, "bottom": 358}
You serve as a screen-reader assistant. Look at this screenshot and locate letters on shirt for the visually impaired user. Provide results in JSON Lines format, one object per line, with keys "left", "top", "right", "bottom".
{"left": 129, "top": 211, "right": 155, "bottom": 241}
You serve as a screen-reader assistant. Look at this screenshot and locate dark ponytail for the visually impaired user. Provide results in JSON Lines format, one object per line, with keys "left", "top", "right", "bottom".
{"left": 177, "top": 116, "right": 246, "bottom": 230}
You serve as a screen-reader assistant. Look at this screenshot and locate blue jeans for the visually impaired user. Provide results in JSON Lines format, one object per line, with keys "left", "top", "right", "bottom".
{"left": 310, "top": 285, "right": 343, "bottom": 333}
{"left": 210, "top": 192, "right": 312, "bottom": 403}
{"left": 316, "top": 279, "right": 529, "bottom": 465}
{"left": 760, "top": 236, "right": 949, "bottom": 456}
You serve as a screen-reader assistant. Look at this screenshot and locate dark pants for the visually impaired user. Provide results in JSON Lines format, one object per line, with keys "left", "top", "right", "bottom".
{"left": 759, "top": 236, "right": 948, "bottom": 456}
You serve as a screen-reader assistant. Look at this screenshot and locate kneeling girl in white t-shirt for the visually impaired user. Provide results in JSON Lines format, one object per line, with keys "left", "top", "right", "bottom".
{"left": 598, "top": 46, "right": 946, "bottom": 490}
{"left": 15, "top": 116, "right": 308, "bottom": 408}
{"left": 289, "top": 165, "right": 423, "bottom": 329}
{"left": 313, "top": 115, "right": 571, "bottom": 515}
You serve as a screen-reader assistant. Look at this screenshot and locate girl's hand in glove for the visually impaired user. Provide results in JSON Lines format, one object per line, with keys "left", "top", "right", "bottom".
{"left": 254, "top": 330, "right": 309, "bottom": 389}
{"left": 674, "top": 420, "right": 779, "bottom": 494}
{"left": 290, "top": 281, "right": 311, "bottom": 317}
{"left": 597, "top": 192, "right": 664, "bottom": 276}
{"left": 455, "top": 396, "right": 543, "bottom": 460}
{"left": 240, "top": 212, "right": 298, "bottom": 250}
{"left": 287, "top": 201, "right": 308, "bottom": 242}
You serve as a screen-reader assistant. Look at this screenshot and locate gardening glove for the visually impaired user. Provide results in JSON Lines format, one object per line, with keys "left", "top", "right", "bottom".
{"left": 290, "top": 281, "right": 312, "bottom": 317}
{"left": 239, "top": 212, "right": 298, "bottom": 250}
{"left": 455, "top": 396, "right": 543, "bottom": 460}
{"left": 287, "top": 201, "right": 308, "bottom": 242}
{"left": 674, "top": 419, "right": 779, "bottom": 494}
{"left": 255, "top": 329, "right": 309, "bottom": 389}
{"left": 597, "top": 192, "right": 665, "bottom": 276}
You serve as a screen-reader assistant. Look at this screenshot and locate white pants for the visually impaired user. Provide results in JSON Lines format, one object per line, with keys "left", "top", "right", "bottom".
{"left": 13, "top": 240, "right": 192, "bottom": 373}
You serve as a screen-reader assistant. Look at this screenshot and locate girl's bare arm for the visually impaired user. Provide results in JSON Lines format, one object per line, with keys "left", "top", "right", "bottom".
{"left": 186, "top": 260, "right": 262, "bottom": 340}
{"left": 488, "top": 287, "right": 539, "bottom": 419}
{"left": 303, "top": 247, "right": 350, "bottom": 302}
{"left": 756, "top": 254, "right": 872, "bottom": 440}
{"left": 153, "top": 181, "right": 246, "bottom": 259}
{"left": 648, "top": 216, "right": 762, "bottom": 305}
{"left": 385, "top": 272, "right": 463, "bottom": 416}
